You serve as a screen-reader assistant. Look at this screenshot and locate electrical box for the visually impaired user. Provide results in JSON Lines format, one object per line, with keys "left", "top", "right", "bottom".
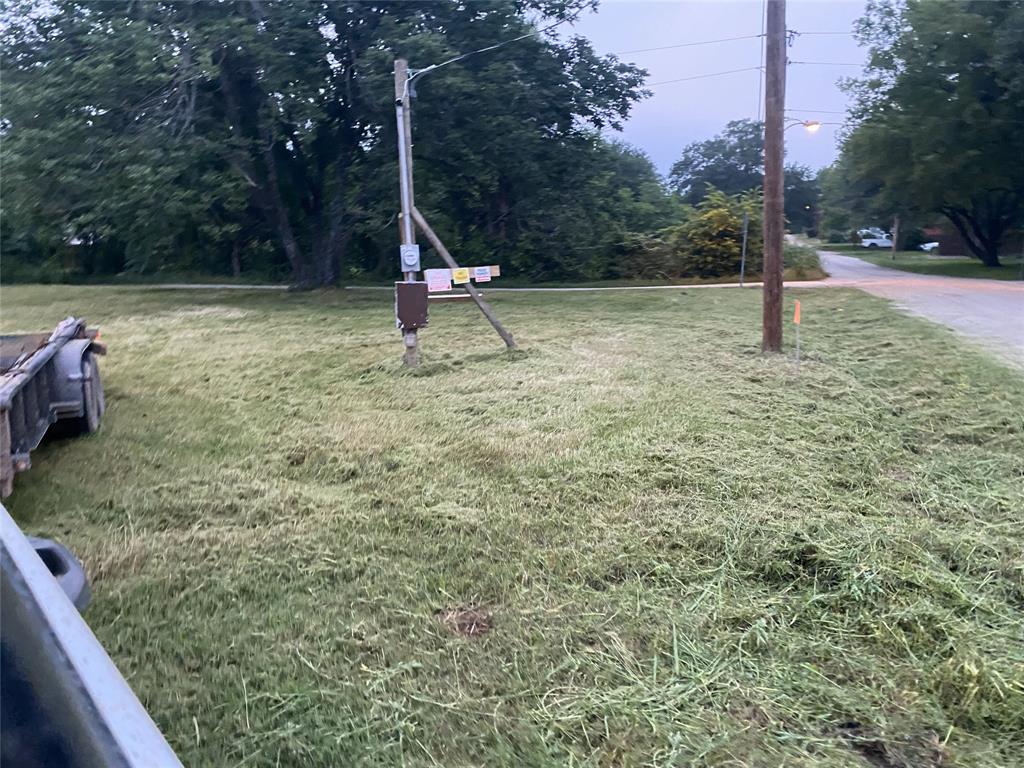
{"left": 395, "top": 281, "right": 429, "bottom": 330}
{"left": 399, "top": 244, "right": 421, "bottom": 273}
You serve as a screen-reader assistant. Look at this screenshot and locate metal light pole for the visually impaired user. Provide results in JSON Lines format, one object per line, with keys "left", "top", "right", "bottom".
{"left": 390, "top": 58, "right": 517, "bottom": 356}
{"left": 394, "top": 59, "right": 420, "bottom": 366}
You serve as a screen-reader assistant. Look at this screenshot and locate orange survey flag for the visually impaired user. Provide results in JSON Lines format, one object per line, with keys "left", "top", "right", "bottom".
{"left": 793, "top": 300, "right": 801, "bottom": 325}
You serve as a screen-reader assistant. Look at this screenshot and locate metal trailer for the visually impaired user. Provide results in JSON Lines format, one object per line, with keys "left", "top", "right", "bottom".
{"left": 0, "top": 317, "right": 106, "bottom": 497}
{"left": 1, "top": 503, "right": 182, "bottom": 767}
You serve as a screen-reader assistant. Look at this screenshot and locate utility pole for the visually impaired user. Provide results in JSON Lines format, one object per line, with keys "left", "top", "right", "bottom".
{"left": 739, "top": 211, "right": 750, "bottom": 287}
{"left": 390, "top": 57, "right": 517, "bottom": 357}
{"left": 891, "top": 213, "right": 900, "bottom": 260}
{"left": 394, "top": 58, "right": 420, "bottom": 367}
{"left": 762, "top": 0, "right": 786, "bottom": 352}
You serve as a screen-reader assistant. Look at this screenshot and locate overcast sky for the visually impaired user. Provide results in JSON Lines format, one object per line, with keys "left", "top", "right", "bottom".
{"left": 570, "top": 0, "right": 868, "bottom": 175}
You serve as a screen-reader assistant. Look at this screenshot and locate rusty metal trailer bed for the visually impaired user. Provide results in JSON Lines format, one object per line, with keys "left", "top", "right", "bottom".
{"left": 0, "top": 317, "right": 106, "bottom": 497}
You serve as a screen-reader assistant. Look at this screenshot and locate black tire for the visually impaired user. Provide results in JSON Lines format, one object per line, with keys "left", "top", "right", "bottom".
{"left": 67, "top": 353, "right": 104, "bottom": 435}
{"left": 867, "top": 243, "right": 879, "bottom": 249}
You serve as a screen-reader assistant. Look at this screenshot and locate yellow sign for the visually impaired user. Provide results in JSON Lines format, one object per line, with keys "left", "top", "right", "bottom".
{"left": 452, "top": 268, "right": 470, "bottom": 284}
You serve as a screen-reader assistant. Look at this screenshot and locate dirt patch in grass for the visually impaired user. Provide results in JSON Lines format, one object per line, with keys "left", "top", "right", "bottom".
{"left": 833, "top": 721, "right": 948, "bottom": 768}
{"left": 438, "top": 607, "right": 492, "bottom": 638}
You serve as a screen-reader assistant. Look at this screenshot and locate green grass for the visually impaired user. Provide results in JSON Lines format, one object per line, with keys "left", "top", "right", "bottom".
{"left": 2, "top": 284, "right": 1022, "bottom": 767}
{"left": 819, "top": 245, "right": 1024, "bottom": 281}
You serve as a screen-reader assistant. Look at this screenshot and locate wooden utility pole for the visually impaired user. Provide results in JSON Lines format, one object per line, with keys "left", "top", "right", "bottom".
{"left": 762, "top": 0, "right": 786, "bottom": 352}
{"left": 394, "top": 59, "right": 420, "bottom": 367}
{"left": 891, "top": 214, "right": 900, "bottom": 260}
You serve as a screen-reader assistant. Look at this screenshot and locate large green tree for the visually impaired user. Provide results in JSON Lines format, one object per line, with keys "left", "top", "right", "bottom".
{"left": 2, "top": 0, "right": 655, "bottom": 286}
{"left": 667, "top": 119, "right": 820, "bottom": 232}
{"left": 840, "top": 0, "right": 1024, "bottom": 266}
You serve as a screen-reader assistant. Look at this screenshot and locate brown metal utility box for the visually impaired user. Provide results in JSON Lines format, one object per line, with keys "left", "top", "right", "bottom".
{"left": 395, "top": 282, "right": 429, "bottom": 330}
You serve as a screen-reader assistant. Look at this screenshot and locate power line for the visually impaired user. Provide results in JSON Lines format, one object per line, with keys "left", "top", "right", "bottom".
{"left": 790, "top": 108, "right": 1024, "bottom": 126}
{"left": 648, "top": 66, "right": 764, "bottom": 87}
{"left": 756, "top": 0, "right": 767, "bottom": 122}
{"left": 613, "top": 33, "right": 763, "bottom": 56}
{"left": 790, "top": 60, "right": 862, "bottom": 67}
{"left": 408, "top": 14, "right": 577, "bottom": 83}
{"left": 791, "top": 31, "right": 853, "bottom": 36}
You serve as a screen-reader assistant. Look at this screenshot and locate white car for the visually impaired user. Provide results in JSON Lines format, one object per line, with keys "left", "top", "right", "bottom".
{"left": 860, "top": 234, "right": 893, "bottom": 249}
{"left": 919, "top": 242, "right": 940, "bottom": 252}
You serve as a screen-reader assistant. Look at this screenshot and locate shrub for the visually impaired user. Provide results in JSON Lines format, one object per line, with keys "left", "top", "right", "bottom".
{"left": 677, "top": 188, "right": 763, "bottom": 277}
{"left": 618, "top": 187, "right": 763, "bottom": 279}
{"left": 783, "top": 243, "right": 823, "bottom": 279}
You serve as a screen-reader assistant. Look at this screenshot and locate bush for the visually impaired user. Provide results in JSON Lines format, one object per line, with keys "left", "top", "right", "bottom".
{"left": 783, "top": 243, "right": 823, "bottom": 279}
{"left": 825, "top": 230, "right": 847, "bottom": 244}
{"left": 671, "top": 188, "right": 762, "bottom": 277}
{"left": 618, "top": 187, "right": 763, "bottom": 279}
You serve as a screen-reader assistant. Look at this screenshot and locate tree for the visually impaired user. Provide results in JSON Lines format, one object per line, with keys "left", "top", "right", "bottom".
{"left": 1, "top": 0, "right": 651, "bottom": 286}
{"left": 668, "top": 120, "right": 822, "bottom": 233}
{"left": 840, "top": 0, "right": 1024, "bottom": 266}
{"left": 668, "top": 120, "right": 763, "bottom": 205}
{"left": 783, "top": 164, "right": 820, "bottom": 234}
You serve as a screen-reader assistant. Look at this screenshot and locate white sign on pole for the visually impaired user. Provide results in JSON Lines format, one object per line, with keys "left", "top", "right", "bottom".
{"left": 472, "top": 266, "right": 492, "bottom": 283}
{"left": 424, "top": 268, "right": 452, "bottom": 293}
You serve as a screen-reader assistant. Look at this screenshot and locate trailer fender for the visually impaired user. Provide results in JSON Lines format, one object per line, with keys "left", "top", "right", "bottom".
{"left": 50, "top": 340, "right": 103, "bottom": 420}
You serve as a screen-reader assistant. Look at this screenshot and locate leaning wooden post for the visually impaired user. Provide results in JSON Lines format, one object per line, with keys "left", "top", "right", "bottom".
{"left": 411, "top": 207, "right": 517, "bottom": 349}
{"left": 394, "top": 59, "right": 420, "bottom": 366}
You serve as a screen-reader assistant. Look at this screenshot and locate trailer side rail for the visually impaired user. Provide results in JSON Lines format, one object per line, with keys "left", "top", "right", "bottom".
{"left": 1, "top": 504, "right": 182, "bottom": 767}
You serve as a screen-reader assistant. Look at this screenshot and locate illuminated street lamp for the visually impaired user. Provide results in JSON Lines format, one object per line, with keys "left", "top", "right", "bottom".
{"left": 785, "top": 119, "right": 822, "bottom": 133}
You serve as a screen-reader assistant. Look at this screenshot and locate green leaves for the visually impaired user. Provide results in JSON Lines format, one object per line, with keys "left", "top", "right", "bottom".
{"left": 2, "top": 0, "right": 659, "bottom": 285}
{"left": 838, "top": 0, "right": 1024, "bottom": 265}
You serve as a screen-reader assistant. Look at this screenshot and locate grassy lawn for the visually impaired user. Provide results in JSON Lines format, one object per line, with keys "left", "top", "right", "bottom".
{"left": 2, "top": 284, "right": 1022, "bottom": 767}
{"left": 819, "top": 245, "right": 1024, "bottom": 281}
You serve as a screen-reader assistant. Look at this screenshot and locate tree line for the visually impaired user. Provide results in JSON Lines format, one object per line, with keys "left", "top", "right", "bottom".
{"left": 8, "top": 1, "right": 1011, "bottom": 285}
{"left": 2, "top": 0, "right": 830, "bottom": 288}
{"left": 2, "top": 0, "right": 667, "bottom": 286}
{"left": 820, "top": 0, "right": 1024, "bottom": 266}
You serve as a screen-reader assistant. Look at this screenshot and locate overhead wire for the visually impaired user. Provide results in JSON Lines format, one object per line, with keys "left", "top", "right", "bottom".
{"left": 790, "top": 61, "right": 862, "bottom": 66}
{"left": 786, "top": 108, "right": 1024, "bottom": 126}
{"left": 408, "top": 14, "right": 578, "bottom": 85}
{"left": 648, "top": 66, "right": 764, "bottom": 87}
{"left": 756, "top": 0, "right": 767, "bottom": 121}
{"left": 613, "top": 33, "right": 763, "bottom": 56}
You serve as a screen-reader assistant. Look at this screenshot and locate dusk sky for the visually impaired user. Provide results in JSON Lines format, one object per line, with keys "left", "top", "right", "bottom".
{"left": 569, "top": 0, "right": 868, "bottom": 175}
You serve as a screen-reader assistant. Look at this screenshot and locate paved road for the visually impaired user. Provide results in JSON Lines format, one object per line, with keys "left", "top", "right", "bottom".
{"left": 816, "top": 249, "right": 1024, "bottom": 367}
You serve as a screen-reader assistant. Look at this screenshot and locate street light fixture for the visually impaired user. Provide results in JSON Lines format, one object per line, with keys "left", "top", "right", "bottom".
{"left": 785, "top": 119, "right": 822, "bottom": 133}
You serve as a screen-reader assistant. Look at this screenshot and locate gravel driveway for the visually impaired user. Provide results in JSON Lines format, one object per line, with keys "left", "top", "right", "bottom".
{"left": 817, "top": 249, "right": 1024, "bottom": 368}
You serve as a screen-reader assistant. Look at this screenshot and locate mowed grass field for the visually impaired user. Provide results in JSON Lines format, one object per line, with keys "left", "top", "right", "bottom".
{"left": 2, "top": 284, "right": 1022, "bottom": 767}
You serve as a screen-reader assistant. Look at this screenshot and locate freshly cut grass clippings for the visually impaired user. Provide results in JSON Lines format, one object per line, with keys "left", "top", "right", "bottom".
{"left": 3, "top": 284, "right": 1022, "bottom": 767}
